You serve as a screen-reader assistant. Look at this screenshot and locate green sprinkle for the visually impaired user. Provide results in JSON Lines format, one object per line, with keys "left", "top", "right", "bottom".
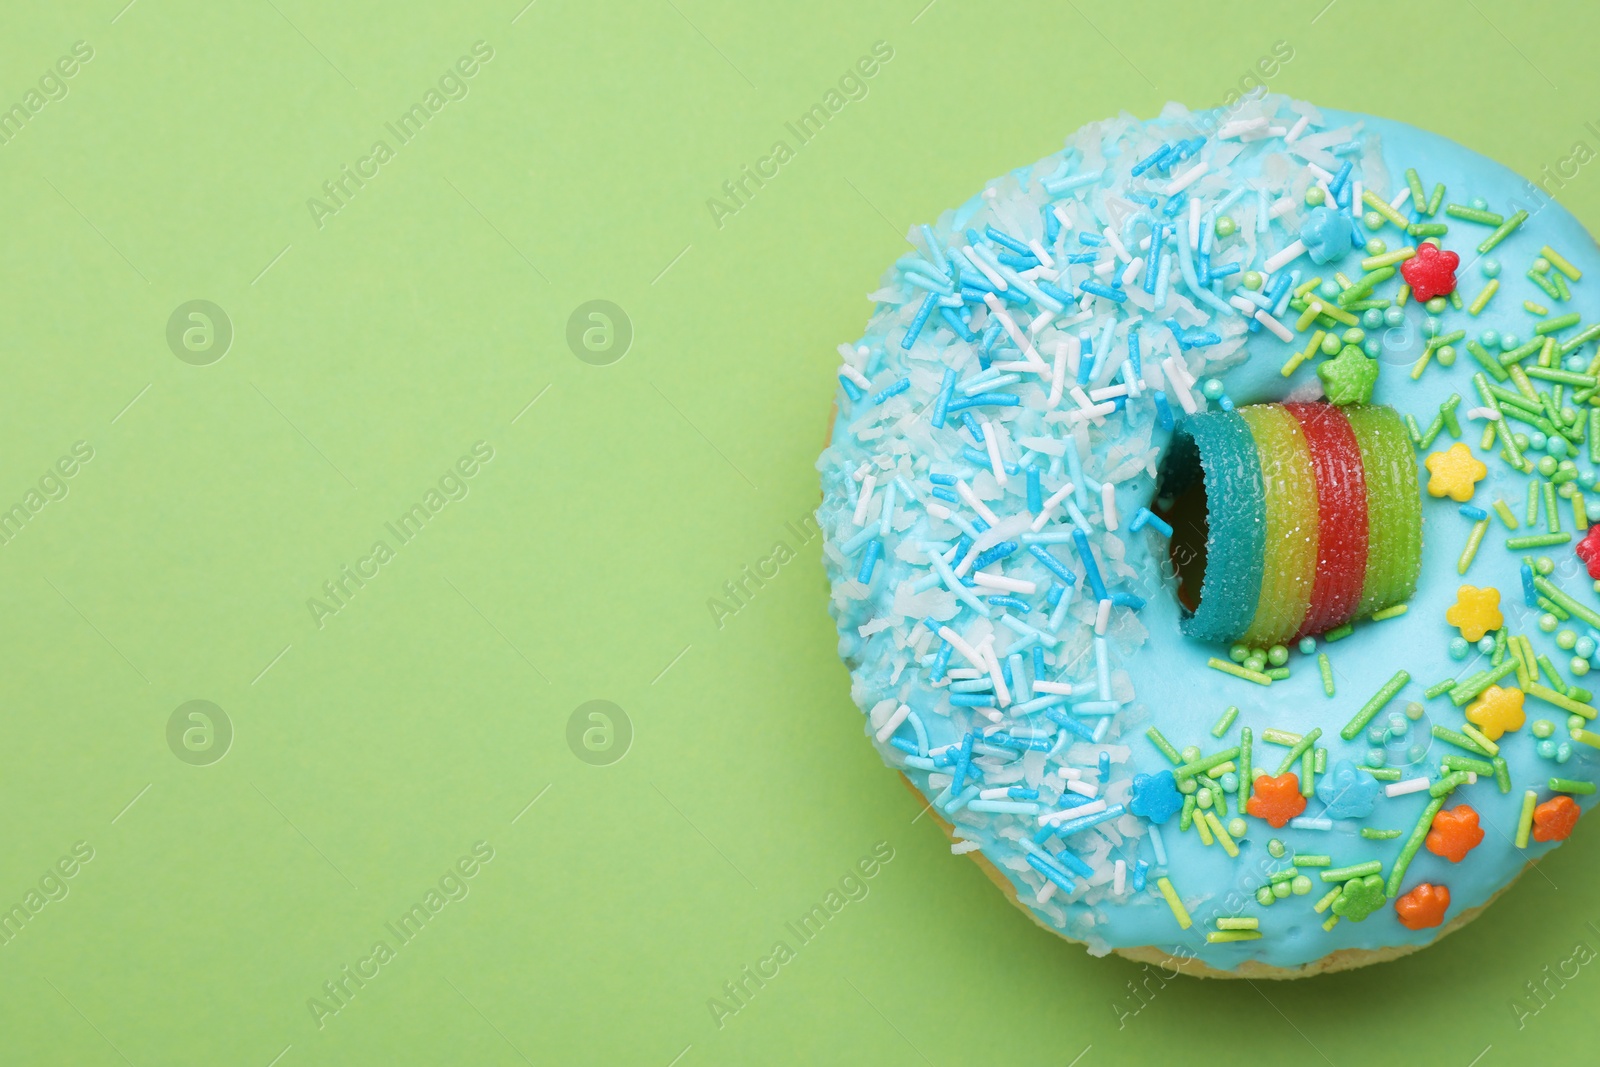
{"left": 1429, "top": 771, "right": 1472, "bottom": 797}
{"left": 1408, "top": 222, "right": 1448, "bottom": 237}
{"left": 1527, "top": 479, "right": 1542, "bottom": 526}
{"left": 1467, "top": 339, "right": 1510, "bottom": 382}
{"left": 1364, "top": 766, "right": 1402, "bottom": 782}
{"left": 1301, "top": 749, "right": 1315, "bottom": 797}
{"left": 1427, "top": 183, "right": 1445, "bottom": 216}
{"left": 1571, "top": 728, "right": 1600, "bottom": 749}
{"left": 1261, "top": 728, "right": 1303, "bottom": 746}
{"left": 1528, "top": 268, "right": 1562, "bottom": 300}
{"left": 1324, "top": 622, "right": 1354, "bottom": 642}
{"left": 1318, "top": 652, "right": 1335, "bottom": 696}
{"left": 1491, "top": 499, "right": 1520, "bottom": 529}
{"left": 1265, "top": 666, "right": 1290, "bottom": 681}
{"left": 1536, "top": 312, "right": 1583, "bottom": 336}
{"left": 1206, "top": 930, "right": 1261, "bottom": 943}
{"left": 1216, "top": 917, "right": 1260, "bottom": 931}
{"left": 1419, "top": 413, "right": 1445, "bottom": 448}
{"left": 1387, "top": 796, "right": 1448, "bottom": 898}
{"left": 1211, "top": 705, "right": 1239, "bottom": 738}
{"left": 1340, "top": 670, "right": 1410, "bottom": 741}
{"left": 1156, "top": 876, "right": 1192, "bottom": 929}
{"left": 1362, "top": 189, "right": 1410, "bottom": 230}
{"left": 1477, "top": 209, "right": 1528, "bottom": 254}
{"left": 1432, "top": 724, "right": 1493, "bottom": 756}
{"left": 1450, "top": 659, "right": 1518, "bottom": 705}
{"left": 1462, "top": 722, "right": 1500, "bottom": 756}
{"left": 1506, "top": 532, "right": 1572, "bottom": 550}
{"left": 1145, "top": 727, "right": 1183, "bottom": 764}
{"left": 1524, "top": 366, "right": 1595, "bottom": 389}
{"left": 1180, "top": 793, "right": 1195, "bottom": 832}
{"left": 1526, "top": 300, "right": 1550, "bottom": 316}
{"left": 1441, "top": 755, "right": 1495, "bottom": 776}
{"left": 1321, "top": 861, "right": 1382, "bottom": 883}
{"left": 1294, "top": 854, "right": 1332, "bottom": 867}
{"left": 1361, "top": 247, "right": 1416, "bottom": 271}
{"left": 1405, "top": 168, "right": 1428, "bottom": 214}
{"left": 1493, "top": 756, "right": 1512, "bottom": 794}
{"left": 1499, "top": 338, "right": 1545, "bottom": 366}
{"left": 1208, "top": 657, "right": 1271, "bottom": 686}
{"left": 1531, "top": 575, "right": 1600, "bottom": 631}
{"left": 1361, "top": 828, "right": 1403, "bottom": 840}
{"left": 1458, "top": 519, "right": 1490, "bottom": 574}
{"left": 1313, "top": 886, "right": 1342, "bottom": 914}
{"left": 1268, "top": 867, "right": 1300, "bottom": 884}
{"left": 1424, "top": 677, "right": 1457, "bottom": 700}
{"left": 1445, "top": 204, "right": 1503, "bottom": 225}
{"left": 1558, "top": 323, "right": 1600, "bottom": 356}
{"left": 1239, "top": 727, "right": 1253, "bottom": 806}
{"left": 1405, "top": 413, "right": 1424, "bottom": 443}
{"left": 1440, "top": 394, "right": 1462, "bottom": 438}
{"left": 1525, "top": 681, "right": 1597, "bottom": 719}
{"left": 1174, "top": 746, "right": 1242, "bottom": 780}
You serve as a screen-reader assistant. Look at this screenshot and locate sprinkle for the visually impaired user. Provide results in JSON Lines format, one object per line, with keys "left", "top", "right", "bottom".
{"left": 1174, "top": 746, "right": 1243, "bottom": 780}
{"left": 1516, "top": 790, "right": 1538, "bottom": 848}
{"left": 1209, "top": 657, "right": 1272, "bottom": 686}
{"left": 1321, "top": 861, "right": 1382, "bottom": 883}
{"left": 1274, "top": 728, "right": 1322, "bottom": 776}
{"left": 1216, "top": 917, "right": 1260, "bottom": 931}
{"left": 1387, "top": 796, "right": 1448, "bottom": 898}
{"left": 1318, "top": 653, "right": 1335, "bottom": 696}
{"left": 1212, "top": 705, "right": 1239, "bottom": 738}
{"left": 1492, "top": 499, "right": 1520, "bottom": 529}
{"left": 1238, "top": 727, "right": 1253, "bottom": 806}
{"left": 1444, "top": 203, "right": 1503, "bottom": 225}
{"left": 1361, "top": 828, "right": 1403, "bottom": 840}
{"left": 1313, "top": 887, "right": 1342, "bottom": 914}
{"left": 1361, "top": 247, "right": 1416, "bottom": 270}
{"left": 1385, "top": 777, "right": 1432, "bottom": 798}
{"left": 1468, "top": 279, "right": 1499, "bottom": 316}
{"left": 1505, "top": 532, "right": 1571, "bottom": 550}
{"left": 1155, "top": 877, "right": 1192, "bottom": 930}
{"left": 1460, "top": 723, "right": 1500, "bottom": 756}
{"left": 1476, "top": 209, "right": 1528, "bottom": 254}
{"left": 1145, "top": 727, "right": 1183, "bottom": 765}
{"left": 1542, "top": 245, "right": 1582, "bottom": 281}
{"left": 1206, "top": 930, "right": 1260, "bottom": 943}
{"left": 1205, "top": 811, "right": 1240, "bottom": 857}
{"left": 1526, "top": 682, "right": 1597, "bottom": 719}
{"left": 1340, "top": 670, "right": 1410, "bottom": 741}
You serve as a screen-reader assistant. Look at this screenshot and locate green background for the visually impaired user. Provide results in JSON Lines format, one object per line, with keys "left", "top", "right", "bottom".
{"left": 2, "top": 0, "right": 1597, "bottom": 1063}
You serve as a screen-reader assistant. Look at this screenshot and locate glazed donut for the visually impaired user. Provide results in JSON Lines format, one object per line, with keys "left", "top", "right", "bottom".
{"left": 818, "top": 94, "right": 1600, "bottom": 977}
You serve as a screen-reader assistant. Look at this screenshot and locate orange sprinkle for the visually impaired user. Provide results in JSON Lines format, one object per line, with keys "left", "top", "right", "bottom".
{"left": 1246, "top": 772, "right": 1307, "bottom": 828}
{"left": 1394, "top": 883, "right": 1450, "bottom": 930}
{"left": 1533, "top": 796, "right": 1581, "bottom": 842}
{"left": 1426, "top": 804, "right": 1484, "bottom": 862}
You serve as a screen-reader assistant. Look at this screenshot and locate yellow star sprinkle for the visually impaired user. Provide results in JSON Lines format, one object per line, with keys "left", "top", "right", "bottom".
{"left": 1466, "top": 684, "right": 1526, "bottom": 741}
{"left": 1424, "top": 442, "right": 1487, "bottom": 502}
{"left": 1444, "top": 584, "right": 1503, "bottom": 642}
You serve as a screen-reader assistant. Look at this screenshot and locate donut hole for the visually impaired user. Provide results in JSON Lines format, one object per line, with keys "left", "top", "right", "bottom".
{"left": 1153, "top": 436, "right": 1210, "bottom": 614}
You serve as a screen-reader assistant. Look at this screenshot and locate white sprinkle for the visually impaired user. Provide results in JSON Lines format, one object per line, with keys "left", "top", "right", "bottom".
{"left": 1101, "top": 482, "right": 1119, "bottom": 531}
{"left": 840, "top": 364, "right": 870, "bottom": 388}
{"left": 973, "top": 572, "right": 1037, "bottom": 595}
{"left": 1390, "top": 185, "right": 1412, "bottom": 211}
{"left": 1040, "top": 799, "right": 1106, "bottom": 825}
{"left": 874, "top": 703, "right": 911, "bottom": 743}
{"left": 1057, "top": 767, "right": 1083, "bottom": 780}
{"left": 982, "top": 639, "right": 1011, "bottom": 707}
{"left": 979, "top": 787, "right": 1013, "bottom": 800}
{"left": 937, "top": 625, "right": 984, "bottom": 668}
{"left": 1305, "top": 162, "right": 1334, "bottom": 183}
{"left": 1269, "top": 196, "right": 1297, "bottom": 219}
{"left": 1121, "top": 256, "right": 1143, "bottom": 289}
{"left": 1088, "top": 383, "right": 1129, "bottom": 403}
{"left": 1284, "top": 114, "right": 1311, "bottom": 143}
{"left": 956, "top": 479, "right": 1000, "bottom": 525}
{"left": 982, "top": 418, "right": 1008, "bottom": 485}
{"left": 853, "top": 474, "right": 876, "bottom": 526}
{"left": 1048, "top": 339, "right": 1069, "bottom": 409}
{"left": 953, "top": 542, "right": 982, "bottom": 578}
{"left": 1351, "top": 179, "right": 1363, "bottom": 220}
{"left": 1255, "top": 309, "right": 1294, "bottom": 343}
{"left": 927, "top": 501, "right": 952, "bottom": 520}
{"left": 964, "top": 246, "right": 1009, "bottom": 290}
{"left": 1218, "top": 117, "right": 1267, "bottom": 139}
{"left": 1094, "top": 597, "right": 1111, "bottom": 635}
{"left": 1263, "top": 239, "right": 1307, "bottom": 274}
{"left": 1031, "top": 482, "right": 1074, "bottom": 531}
{"left": 1162, "top": 356, "right": 1197, "bottom": 415}
{"left": 946, "top": 668, "right": 985, "bottom": 680}
{"left": 1113, "top": 858, "right": 1127, "bottom": 895}
{"left": 1385, "top": 777, "right": 1432, "bottom": 798}
{"left": 1035, "top": 881, "right": 1056, "bottom": 904}
{"left": 1166, "top": 161, "right": 1209, "bottom": 196}
{"left": 1067, "top": 779, "right": 1099, "bottom": 799}
{"left": 953, "top": 840, "right": 983, "bottom": 855}
{"left": 1027, "top": 238, "right": 1055, "bottom": 270}
{"left": 1032, "top": 680, "right": 1074, "bottom": 695}
{"left": 1065, "top": 401, "right": 1116, "bottom": 424}
{"left": 1102, "top": 226, "right": 1130, "bottom": 263}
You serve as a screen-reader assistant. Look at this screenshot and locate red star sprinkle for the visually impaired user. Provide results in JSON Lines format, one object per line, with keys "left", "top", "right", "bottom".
{"left": 1576, "top": 525, "right": 1600, "bottom": 579}
{"left": 1400, "top": 242, "right": 1459, "bottom": 301}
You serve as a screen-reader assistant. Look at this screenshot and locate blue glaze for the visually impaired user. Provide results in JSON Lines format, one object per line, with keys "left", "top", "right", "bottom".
{"left": 819, "top": 96, "right": 1600, "bottom": 973}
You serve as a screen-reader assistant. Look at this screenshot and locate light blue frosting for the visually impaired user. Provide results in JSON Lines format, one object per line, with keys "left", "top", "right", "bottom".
{"left": 818, "top": 95, "right": 1600, "bottom": 972}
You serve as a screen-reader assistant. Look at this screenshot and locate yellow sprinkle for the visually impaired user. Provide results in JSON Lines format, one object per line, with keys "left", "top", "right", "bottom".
{"left": 1397, "top": 283, "right": 1410, "bottom": 306}
{"left": 1216, "top": 917, "right": 1260, "bottom": 931}
{"left": 1295, "top": 276, "right": 1323, "bottom": 297}
{"left": 1492, "top": 499, "right": 1520, "bottom": 529}
{"left": 1195, "top": 808, "right": 1215, "bottom": 846}
{"left": 1322, "top": 915, "right": 1340, "bottom": 932}
{"left": 1362, "top": 189, "right": 1411, "bottom": 230}
{"left": 1334, "top": 272, "right": 1354, "bottom": 290}
{"left": 1572, "top": 728, "right": 1600, "bottom": 750}
{"left": 1362, "top": 247, "right": 1417, "bottom": 271}
{"left": 1468, "top": 279, "right": 1499, "bottom": 316}
{"left": 1157, "top": 877, "right": 1192, "bottom": 930}
{"left": 1543, "top": 245, "right": 1582, "bottom": 281}
{"left": 1317, "top": 302, "right": 1359, "bottom": 327}
{"left": 1461, "top": 722, "right": 1500, "bottom": 756}
{"left": 1205, "top": 811, "right": 1239, "bottom": 857}
{"left": 1515, "top": 790, "right": 1538, "bottom": 848}
{"left": 1410, "top": 347, "right": 1435, "bottom": 381}
{"left": 1206, "top": 930, "right": 1263, "bottom": 943}
{"left": 1281, "top": 329, "right": 1325, "bottom": 377}
{"left": 1527, "top": 682, "right": 1596, "bottom": 719}
{"left": 1372, "top": 603, "right": 1409, "bottom": 621}
{"left": 1525, "top": 300, "right": 1549, "bottom": 316}
{"left": 1577, "top": 491, "right": 1590, "bottom": 532}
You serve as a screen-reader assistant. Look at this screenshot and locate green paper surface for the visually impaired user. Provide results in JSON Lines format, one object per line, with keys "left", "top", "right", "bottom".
{"left": 1, "top": 0, "right": 1596, "bottom": 1062}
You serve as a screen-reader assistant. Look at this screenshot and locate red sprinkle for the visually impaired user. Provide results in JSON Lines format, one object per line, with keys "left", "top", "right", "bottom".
{"left": 1576, "top": 525, "right": 1600, "bottom": 579}
{"left": 1399, "top": 242, "right": 1459, "bottom": 301}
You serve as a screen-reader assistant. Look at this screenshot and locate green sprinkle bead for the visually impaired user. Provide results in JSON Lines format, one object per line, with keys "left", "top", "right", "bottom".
{"left": 1215, "top": 215, "right": 1237, "bottom": 237}
{"left": 1305, "top": 186, "right": 1325, "bottom": 206}
{"left": 1291, "top": 875, "right": 1313, "bottom": 896}
{"left": 1268, "top": 838, "right": 1286, "bottom": 858}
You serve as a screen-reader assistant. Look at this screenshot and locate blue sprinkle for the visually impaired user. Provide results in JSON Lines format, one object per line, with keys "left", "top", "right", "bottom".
{"left": 973, "top": 541, "right": 1021, "bottom": 569}
{"left": 857, "top": 540, "right": 882, "bottom": 583}
{"left": 1027, "top": 466, "right": 1043, "bottom": 513}
{"left": 1459, "top": 504, "right": 1489, "bottom": 521}
{"left": 872, "top": 377, "right": 911, "bottom": 404}
{"left": 1110, "top": 591, "right": 1146, "bottom": 610}
{"left": 1131, "top": 507, "right": 1172, "bottom": 537}
{"left": 985, "top": 226, "right": 1031, "bottom": 254}
{"left": 950, "top": 732, "right": 976, "bottom": 794}
{"left": 929, "top": 487, "right": 958, "bottom": 503}
{"left": 1328, "top": 159, "right": 1353, "bottom": 197}
{"left": 929, "top": 641, "right": 952, "bottom": 680}
{"left": 1144, "top": 227, "right": 1165, "bottom": 293}
{"left": 928, "top": 472, "right": 957, "bottom": 486}
{"left": 939, "top": 307, "right": 976, "bottom": 342}
{"left": 949, "top": 693, "right": 996, "bottom": 707}
{"left": 1072, "top": 529, "right": 1109, "bottom": 600}
{"left": 1208, "top": 261, "right": 1240, "bottom": 279}
{"left": 1045, "top": 582, "right": 1065, "bottom": 608}
{"left": 839, "top": 376, "right": 864, "bottom": 402}
{"left": 888, "top": 737, "right": 918, "bottom": 754}
{"left": 1098, "top": 751, "right": 1111, "bottom": 779}
{"left": 1130, "top": 144, "right": 1171, "bottom": 177}
{"left": 1521, "top": 562, "right": 1539, "bottom": 608}
{"left": 1154, "top": 391, "right": 1175, "bottom": 430}
{"left": 946, "top": 392, "right": 1022, "bottom": 412}
{"left": 1036, "top": 280, "right": 1076, "bottom": 305}
{"left": 1080, "top": 279, "right": 1128, "bottom": 303}
{"left": 1025, "top": 854, "right": 1077, "bottom": 893}
{"left": 1032, "top": 646, "right": 1047, "bottom": 679}
{"left": 1045, "top": 708, "right": 1096, "bottom": 742}
{"left": 1029, "top": 544, "right": 1076, "bottom": 584}
{"left": 1064, "top": 251, "right": 1099, "bottom": 265}
{"left": 1009, "top": 787, "right": 1040, "bottom": 800}
{"left": 900, "top": 292, "right": 938, "bottom": 350}
{"left": 930, "top": 367, "right": 956, "bottom": 428}
{"left": 919, "top": 223, "right": 948, "bottom": 273}
{"left": 1162, "top": 193, "right": 1187, "bottom": 218}
{"left": 997, "top": 252, "right": 1040, "bottom": 270}
{"left": 1043, "top": 205, "right": 1062, "bottom": 244}
{"left": 1051, "top": 847, "right": 1095, "bottom": 879}
{"left": 1077, "top": 231, "right": 1105, "bottom": 246}
{"left": 960, "top": 411, "right": 985, "bottom": 443}
{"left": 986, "top": 595, "right": 1031, "bottom": 612}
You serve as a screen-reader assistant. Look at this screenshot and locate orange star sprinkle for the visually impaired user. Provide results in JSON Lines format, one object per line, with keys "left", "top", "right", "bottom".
{"left": 1245, "top": 772, "right": 1307, "bottom": 828}
{"left": 1424, "top": 442, "right": 1487, "bottom": 502}
{"left": 1394, "top": 883, "right": 1451, "bottom": 930}
{"left": 1465, "top": 684, "right": 1526, "bottom": 741}
{"left": 1426, "top": 804, "right": 1485, "bottom": 862}
{"left": 1444, "top": 585, "right": 1503, "bottom": 642}
{"left": 1533, "top": 796, "right": 1581, "bottom": 842}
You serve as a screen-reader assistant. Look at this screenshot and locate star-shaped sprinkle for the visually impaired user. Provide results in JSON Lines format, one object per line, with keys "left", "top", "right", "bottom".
{"left": 1299, "top": 206, "right": 1355, "bottom": 265}
{"left": 1316, "top": 759, "right": 1380, "bottom": 819}
{"left": 1465, "top": 684, "right": 1526, "bottom": 741}
{"left": 1246, "top": 772, "right": 1307, "bottom": 828}
{"left": 1533, "top": 796, "right": 1581, "bottom": 842}
{"left": 1426, "top": 804, "right": 1485, "bottom": 862}
{"left": 1424, "top": 443, "right": 1487, "bottom": 502}
{"left": 1316, "top": 344, "right": 1378, "bottom": 405}
{"left": 1128, "top": 770, "right": 1184, "bottom": 825}
{"left": 1576, "top": 526, "right": 1600, "bottom": 579}
{"left": 1400, "top": 241, "right": 1460, "bottom": 301}
{"left": 1331, "top": 874, "right": 1387, "bottom": 923}
{"left": 1445, "top": 584, "right": 1503, "bottom": 642}
{"left": 1394, "top": 883, "right": 1451, "bottom": 930}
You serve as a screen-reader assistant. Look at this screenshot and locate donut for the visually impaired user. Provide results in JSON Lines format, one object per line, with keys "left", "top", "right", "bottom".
{"left": 817, "top": 94, "right": 1600, "bottom": 978}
